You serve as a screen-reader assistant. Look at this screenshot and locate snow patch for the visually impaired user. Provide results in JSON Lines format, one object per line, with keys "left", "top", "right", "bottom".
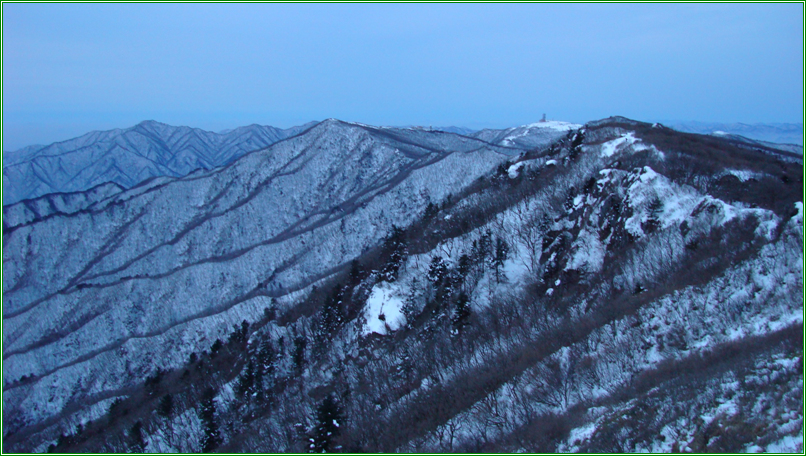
{"left": 507, "top": 162, "right": 526, "bottom": 178}
{"left": 600, "top": 132, "right": 640, "bottom": 157}
{"left": 724, "top": 169, "right": 761, "bottom": 182}
{"left": 764, "top": 430, "right": 803, "bottom": 453}
{"left": 566, "top": 229, "right": 606, "bottom": 273}
{"left": 363, "top": 282, "right": 406, "bottom": 335}
{"left": 520, "top": 120, "right": 582, "bottom": 132}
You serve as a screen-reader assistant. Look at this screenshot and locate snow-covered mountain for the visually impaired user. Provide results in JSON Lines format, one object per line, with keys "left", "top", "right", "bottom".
{"left": 2, "top": 117, "right": 802, "bottom": 453}
{"left": 1, "top": 120, "right": 318, "bottom": 205}
{"left": 2, "top": 118, "right": 572, "bottom": 450}
{"left": 470, "top": 120, "right": 581, "bottom": 149}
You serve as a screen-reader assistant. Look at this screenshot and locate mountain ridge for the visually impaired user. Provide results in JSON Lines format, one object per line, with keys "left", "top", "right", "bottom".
{"left": 2, "top": 119, "right": 551, "bottom": 207}
{"left": 2, "top": 116, "right": 802, "bottom": 453}
{"left": 2, "top": 120, "right": 318, "bottom": 205}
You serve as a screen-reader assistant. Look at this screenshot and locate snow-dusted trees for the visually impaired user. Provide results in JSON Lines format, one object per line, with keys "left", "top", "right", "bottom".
{"left": 452, "top": 292, "right": 471, "bottom": 333}
{"left": 310, "top": 394, "right": 343, "bottom": 453}
{"left": 234, "top": 360, "right": 257, "bottom": 399}
{"left": 199, "top": 387, "right": 220, "bottom": 453}
{"left": 318, "top": 285, "right": 345, "bottom": 340}
{"left": 508, "top": 202, "right": 550, "bottom": 275}
{"left": 642, "top": 197, "right": 663, "bottom": 234}
{"left": 492, "top": 237, "right": 510, "bottom": 284}
{"left": 427, "top": 255, "right": 448, "bottom": 285}
{"left": 381, "top": 226, "right": 408, "bottom": 282}
{"left": 293, "top": 336, "right": 307, "bottom": 374}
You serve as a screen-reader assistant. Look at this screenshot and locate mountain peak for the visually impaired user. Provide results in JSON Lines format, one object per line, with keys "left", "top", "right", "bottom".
{"left": 135, "top": 119, "right": 169, "bottom": 128}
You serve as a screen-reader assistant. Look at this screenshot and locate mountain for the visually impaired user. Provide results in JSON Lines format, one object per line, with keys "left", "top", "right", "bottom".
{"left": 666, "top": 121, "right": 803, "bottom": 146}
{"left": 435, "top": 126, "right": 478, "bottom": 135}
{"left": 2, "top": 117, "right": 802, "bottom": 453}
{"left": 1, "top": 120, "right": 318, "bottom": 206}
{"left": 709, "top": 131, "right": 803, "bottom": 155}
{"left": 470, "top": 120, "right": 581, "bottom": 149}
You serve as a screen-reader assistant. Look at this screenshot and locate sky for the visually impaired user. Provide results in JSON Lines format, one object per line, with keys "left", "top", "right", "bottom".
{"left": 2, "top": 3, "right": 803, "bottom": 150}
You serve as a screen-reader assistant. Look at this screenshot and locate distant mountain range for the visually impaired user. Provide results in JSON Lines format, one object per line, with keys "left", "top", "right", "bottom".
{"left": 665, "top": 121, "right": 803, "bottom": 147}
{"left": 2, "top": 120, "right": 579, "bottom": 206}
{"left": 2, "top": 120, "right": 318, "bottom": 205}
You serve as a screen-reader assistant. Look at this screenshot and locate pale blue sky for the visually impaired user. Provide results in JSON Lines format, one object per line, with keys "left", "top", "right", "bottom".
{"left": 3, "top": 3, "right": 803, "bottom": 150}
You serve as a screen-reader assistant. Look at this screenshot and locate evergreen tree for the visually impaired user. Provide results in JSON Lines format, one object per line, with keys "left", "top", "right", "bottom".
{"left": 493, "top": 237, "right": 510, "bottom": 284}
{"left": 427, "top": 255, "right": 448, "bottom": 285}
{"left": 457, "top": 254, "right": 471, "bottom": 279}
{"left": 210, "top": 339, "right": 223, "bottom": 355}
{"left": 293, "top": 336, "right": 307, "bottom": 373}
{"left": 452, "top": 292, "right": 471, "bottom": 333}
{"left": 380, "top": 226, "right": 408, "bottom": 281}
{"left": 476, "top": 231, "right": 492, "bottom": 271}
{"left": 319, "top": 285, "right": 345, "bottom": 338}
{"left": 569, "top": 130, "right": 585, "bottom": 160}
{"left": 199, "top": 387, "right": 220, "bottom": 453}
{"left": 642, "top": 197, "right": 663, "bottom": 234}
{"left": 257, "top": 338, "right": 276, "bottom": 377}
{"left": 423, "top": 201, "right": 438, "bottom": 220}
{"left": 401, "top": 277, "right": 420, "bottom": 328}
{"left": 129, "top": 421, "right": 146, "bottom": 452}
{"left": 235, "top": 360, "right": 256, "bottom": 399}
{"left": 564, "top": 188, "right": 577, "bottom": 212}
{"left": 347, "top": 260, "right": 364, "bottom": 288}
{"left": 157, "top": 393, "right": 174, "bottom": 418}
{"left": 310, "top": 394, "right": 343, "bottom": 453}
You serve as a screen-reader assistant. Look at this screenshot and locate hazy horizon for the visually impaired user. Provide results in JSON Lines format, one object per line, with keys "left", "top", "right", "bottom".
{"left": 3, "top": 3, "right": 803, "bottom": 151}
{"left": 3, "top": 116, "right": 806, "bottom": 153}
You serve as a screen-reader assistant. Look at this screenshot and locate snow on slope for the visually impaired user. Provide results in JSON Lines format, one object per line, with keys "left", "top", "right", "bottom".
{"left": 471, "top": 121, "right": 580, "bottom": 150}
{"left": 7, "top": 116, "right": 801, "bottom": 453}
{"left": 2, "top": 118, "right": 563, "bottom": 432}
{"left": 364, "top": 282, "right": 406, "bottom": 335}
{"left": 2, "top": 121, "right": 315, "bottom": 206}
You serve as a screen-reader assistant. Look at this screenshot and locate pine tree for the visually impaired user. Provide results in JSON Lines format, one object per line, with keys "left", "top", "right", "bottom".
{"left": 129, "top": 421, "right": 146, "bottom": 452}
{"left": 476, "top": 231, "right": 492, "bottom": 271}
{"left": 293, "top": 336, "right": 307, "bottom": 374}
{"left": 452, "top": 292, "right": 471, "bottom": 334}
{"left": 310, "top": 395, "right": 343, "bottom": 453}
{"left": 235, "top": 360, "right": 256, "bottom": 399}
{"left": 257, "top": 338, "right": 276, "bottom": 377}
{"left": 423, "top": 201, "right": 438, "bottom": 220}
{"left": 401, "top": 277, "right": 420, "bottom": 328}
{"left": 381, "top": 225, "right": 408, "bottom": 281}
{"left": 199, "top": 387, "right": 220, "bottom": 453}
{"left": 493, "top": 237, "right": 510, "bottom": 284}
{"left": 642, "top": 197, "right": 663, "bottom": 234}
{"left": 569, "top": 130, "right": 585, "bottom": 160}
{"left": 319, "top": 285, "right": 345, "bottom": 338}
{"left": 347, "top": 260, "right": 364, "bottom": 288}
{"left": 210, "top": 339, "right": 223, "bottom": 355}
{"left": 427, "top": 255, "right": 448, "bottom": 285}
{"left": 457, "top": 254, "right": 471, "bottom": 279}
{"left": 157, "top": 393, "right": 174, "bottom": 418}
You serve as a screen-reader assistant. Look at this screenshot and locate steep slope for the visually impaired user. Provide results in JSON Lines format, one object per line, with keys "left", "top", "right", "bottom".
{"left": 2, "top": 182, "right": 125, "bottom": 230}
{"left": 1, "top": 119, "right": 571, "bottom": 450}
{"left": 2, "top": 121, "right": 317, "bottom": 205}
{"left": 3, "top": 117, "right": 802, "bottom": 453}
